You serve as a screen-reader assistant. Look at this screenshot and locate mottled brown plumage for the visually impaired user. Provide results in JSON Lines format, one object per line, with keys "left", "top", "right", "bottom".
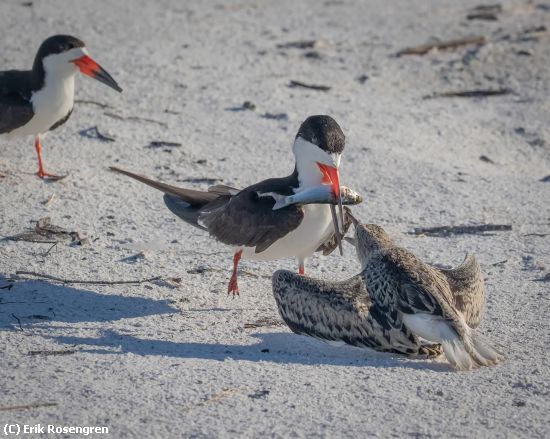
{"left": 272, "top": 270, "right": 443, "bottom": 358}
{"left": 272, "top": 215, "right": 503, "bottom": 370}
{"left": 438, "top": 254, "right": 485, "bottom": 328}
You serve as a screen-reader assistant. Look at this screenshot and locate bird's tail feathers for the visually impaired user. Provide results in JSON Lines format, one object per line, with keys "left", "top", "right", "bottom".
{"left": 442, "top": 326, "right": 504, "bottom": 371}
{"left": 109, "top": 166, "right": 218, "bottom": 206}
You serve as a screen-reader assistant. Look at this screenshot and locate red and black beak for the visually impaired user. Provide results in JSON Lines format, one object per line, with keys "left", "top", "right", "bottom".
{"left": 317, "top": 162, "right": 345, "bottom": 255}
{"left": 72, "top": 55, "right": 122, "bottom": 93}
{"left": 317, "top": 162, "right": 341, "bottom": 200}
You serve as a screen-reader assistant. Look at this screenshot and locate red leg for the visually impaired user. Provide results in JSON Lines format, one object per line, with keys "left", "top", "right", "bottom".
{"left": 227, "top": 250, "right": 243, "bottom": 296}
{"left": 34, "top": 137, "right": 65, "bottom": 181}
{"left": 298, "top": 260, "right": 305, "bottom": 275}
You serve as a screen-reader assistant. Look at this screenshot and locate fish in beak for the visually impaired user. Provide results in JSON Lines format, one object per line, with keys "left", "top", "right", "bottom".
{"left": 71, "top": 55, "right": 122, "bottom": 92}
{"left": 317, "top": 162, "right": 345, "bottom": 255}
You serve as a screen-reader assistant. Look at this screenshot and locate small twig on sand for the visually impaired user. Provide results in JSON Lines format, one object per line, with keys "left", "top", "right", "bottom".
{"left": 533, "top": 273, "right": 550, "bottom": 283}
{"left": 409, "top": 224, "right": 512, "bottom": 237}
{"left": 240, "top": 270, "right": 271, "bottom": 279}
{"left": 479, "top": 155, "right": 496, "bottom": 164}
{"left": 187, "top": 266, "right": 271, "bottom": 279}
{"left": 276, "top": 40, "right": 317, "bottom": 49}
{"left": 0, "top": 402, "right": 57, "bottom": 412}
{"left": 79, "top": 126, "right": 116, "bottom": 142}
{"left": 490, "top": 259, "right": 508, "bottom": 267}
{"left": 43, "top": 242, "right": 58, "bottom": 257}
{"left": 396, "top": 35, "right": 486, "bottom": 56}
{"left": 104, "top": 112, "right": 168, "bottom": 128}
{"left": 75, "top": 99, "right": 113, "bottom": 109}
{"left": 146, "top": 141, "right": 182, "bottom": 149}
{"left": 424, "top": 89, "right": 512, "bottom": 99}
{"left": 41, "top": 193, "right": 56, "bottom": 206}
{"left": 11, "top": 313, "right": 23, "bottom": 331}
{"left": 5, "top": 217, "right": 85, "bottom": 244}
{"left": 289, "top": 80, "right": 331, "bottom": 91}
{"left": 261, "top": 112, "right": 288, "bottom": 121}
{"left": 244, "top": 318, "right": 284, "bottom": 329}
{"left": 466, "top": 5, "right": 502, "bottom": 21}
{"left": 15, "top": 271, "right": 162, "bottom": 286}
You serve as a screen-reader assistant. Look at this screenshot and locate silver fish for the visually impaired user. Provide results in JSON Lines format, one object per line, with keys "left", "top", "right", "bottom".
{"left": 271, "top": 185, "right": 363, "bottom": 210}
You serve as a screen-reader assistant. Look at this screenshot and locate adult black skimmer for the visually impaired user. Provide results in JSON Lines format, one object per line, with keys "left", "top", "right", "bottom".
{"left": 0, "top": 34, "right": 122, "bottom": 180}
{"left": 111, "top": 115, "right": 360, "bottom": 295}
{"left": 272, "top": 214, "right": 503, "bottom": 370}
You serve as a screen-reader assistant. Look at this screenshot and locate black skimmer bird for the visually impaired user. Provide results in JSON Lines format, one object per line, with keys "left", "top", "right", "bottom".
{"left": 111, "top": 115, "right": 361, "bottom": 295}
{"left": 0, "top": 34, "right": 122, "bottom": 180}
{"left": 272, "top": 214, "right": 503, "bottom": 370}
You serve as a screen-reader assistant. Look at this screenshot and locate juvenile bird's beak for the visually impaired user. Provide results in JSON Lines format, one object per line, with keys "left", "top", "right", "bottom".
{"left": 317, "top": 162, "right": 344, "bottom": 255}
{"left": 346, "top": 210, "right": 359, "bottom": 226}
{"left": 71, "top": 55, "right": 122, "bottom": 92}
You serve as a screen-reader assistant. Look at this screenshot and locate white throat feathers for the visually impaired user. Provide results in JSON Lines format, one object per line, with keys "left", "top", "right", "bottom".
{"left": 292, "top": 136, "right": 341, "bottom": 191}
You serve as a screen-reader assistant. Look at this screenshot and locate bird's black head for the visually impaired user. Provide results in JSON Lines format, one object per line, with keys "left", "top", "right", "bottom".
{"left": 295, "top": 115, "right": 345, "bottom": 155}
{"left": 35, "top": 35, "right": 85, "bottom": 60}
{"left": 31, "top": 34, "right": 122, "bottom": 93}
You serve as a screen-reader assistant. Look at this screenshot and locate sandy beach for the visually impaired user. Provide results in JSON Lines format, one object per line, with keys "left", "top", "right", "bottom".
{"left": 1, "top": 0, "right": 549, "bottom": 437}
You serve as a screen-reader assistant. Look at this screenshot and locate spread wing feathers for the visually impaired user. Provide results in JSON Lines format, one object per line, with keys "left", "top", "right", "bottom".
{"left": 437, "top": 254, "right": 485, "bottom": 328}
{"left": 316, "top": 206, "right": 352, "bottom": 256}
{"left": 109, "top": 167, "right": 219, "bottom": 206}
{"left": 199, "top": 191, "right": 304, "bottom": 252}
{"left": 0, "top": 71, "right": 34, "bottom": 134}
{"left": 271, "top": 270, "right": 436, "bottom": 357}
{"left": 378, "top": 248, "right": 503, "bottom": 370}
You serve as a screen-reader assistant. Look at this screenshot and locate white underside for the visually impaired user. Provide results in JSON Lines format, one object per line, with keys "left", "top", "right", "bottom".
{"left": 8, "top": 78, "right": 75, "bottom": 138}
{"left": 402, "top": 313, "right": 488, "bottom": 370}
{"left": 402, "top": 313, "right": 457, "bottom": 343}
{"left": 6, "top": 49, "right": 83, "bottom": 138}
{"left": 240, "top": 203, "right": 335, "bottom": 262}
{"left": 239, "top": 139, "right": 340, "bottom": 264}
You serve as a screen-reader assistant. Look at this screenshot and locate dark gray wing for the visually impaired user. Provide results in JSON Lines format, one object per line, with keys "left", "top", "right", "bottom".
{"left": 272, "top": 270, "right": 435, "bottom": 356}
{"left": 199, "top": 188, "right": 304, "bottom": 253}
{"left": 437, "top": 254, "right": 485, "bottom": 328}
{"left": 0, "top": 70, "right": 34, "bottom": 134}
{"left": 112, "top": 166, "right": 304, "bottom": 252}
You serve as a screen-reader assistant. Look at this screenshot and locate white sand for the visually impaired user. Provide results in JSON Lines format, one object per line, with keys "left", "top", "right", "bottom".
{"left": 1, "top": 0, "right": 549, "bottom": 437}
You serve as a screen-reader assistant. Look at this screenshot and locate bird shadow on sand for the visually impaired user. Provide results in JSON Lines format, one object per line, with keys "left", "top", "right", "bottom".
{"left": 49, "top": 328, "right": 451, "bottom": 371}
{"left": 0, "top": 276, "right": 177, "bottom": 329}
